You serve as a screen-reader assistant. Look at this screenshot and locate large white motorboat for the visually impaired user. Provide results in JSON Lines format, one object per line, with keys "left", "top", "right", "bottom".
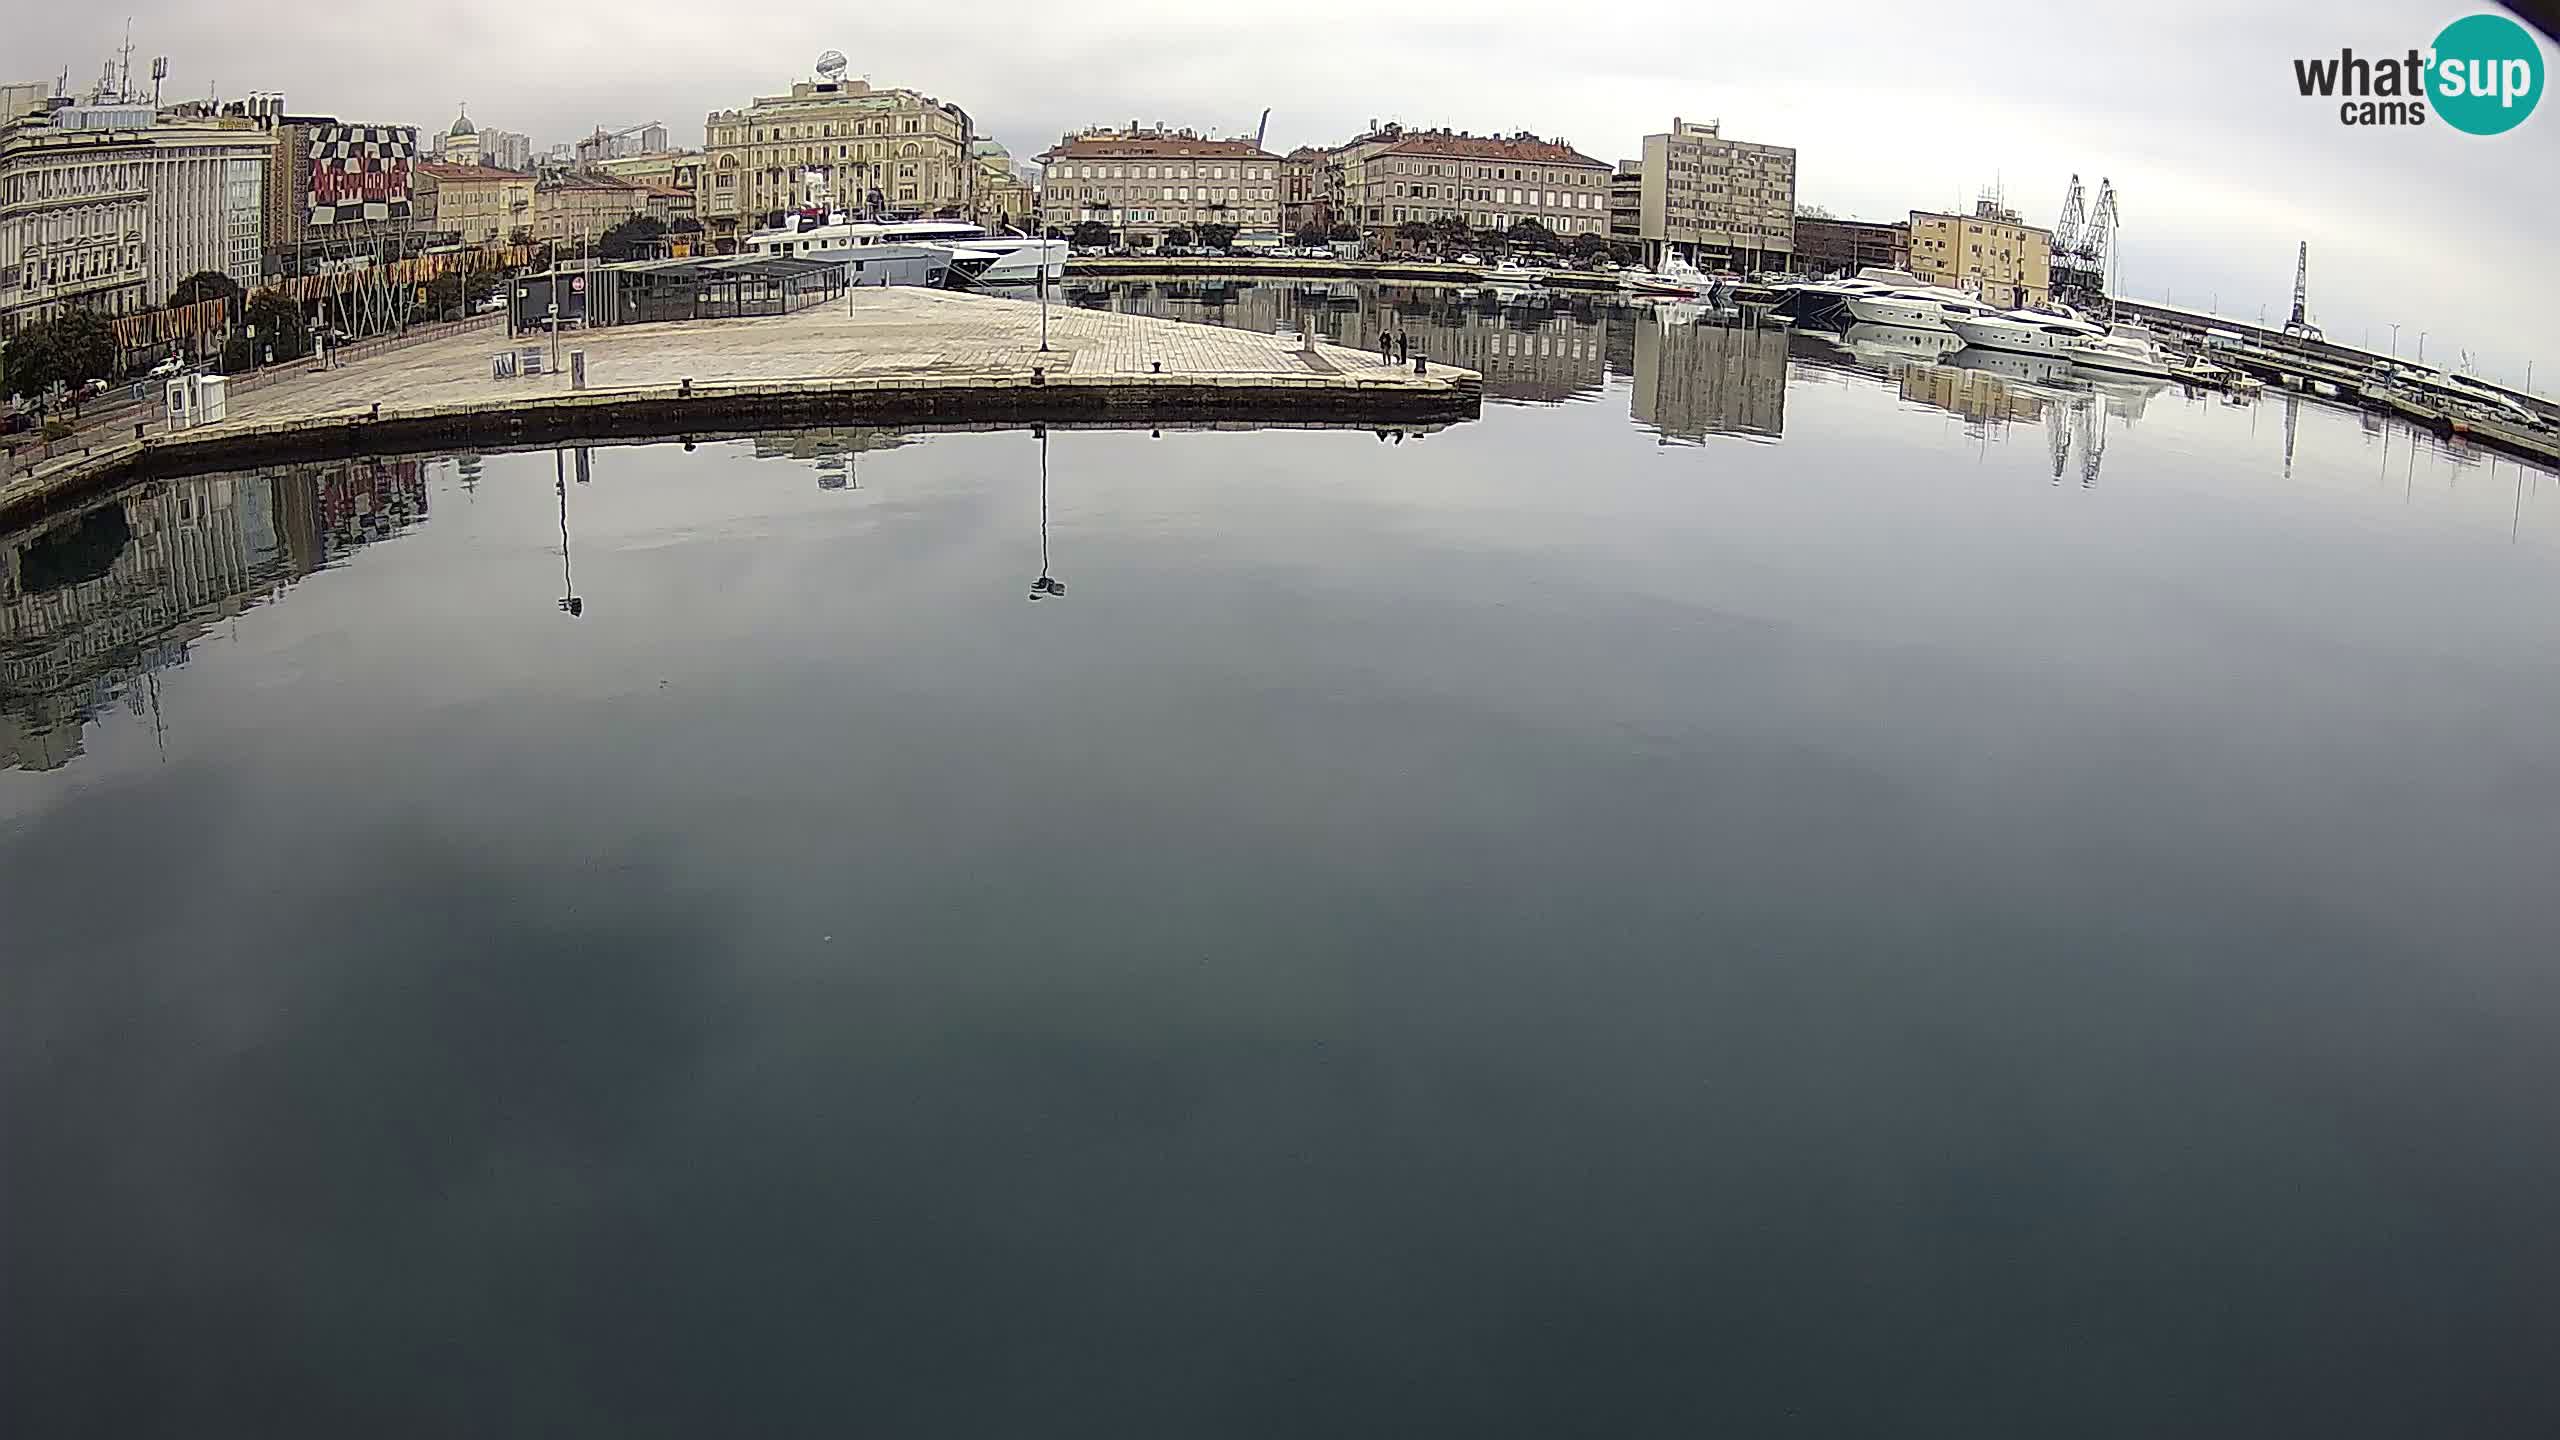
{"left": 2063, "top": 325, "right": 2180, "bottom": 381}
{"left": 1620, "top": 256, "right": 1717, "bottom": 298}
{"left": 745, "top": 215, "right": 1066, "bottom": 286}
{"left": 1842, "top": 283, "right": 2006, "bottom": 332}
{"left": 1944, "top": 308, "right": 2109, "bottom": 357}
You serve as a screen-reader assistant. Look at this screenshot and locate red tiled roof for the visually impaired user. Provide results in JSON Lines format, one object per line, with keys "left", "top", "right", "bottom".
{"left": 1377, "top": 131, "right": 1608, "bottom": 168}
{"left": 1039, "top": 134, "right": 1275, "bottom": 162}
{"left": 415, "top": 161, "right": 527, "bottom": 181}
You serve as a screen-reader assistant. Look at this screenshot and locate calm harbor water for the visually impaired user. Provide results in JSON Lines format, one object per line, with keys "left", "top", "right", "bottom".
{"left": 6, "top": 282, "right": 2559, "bottom": 1436}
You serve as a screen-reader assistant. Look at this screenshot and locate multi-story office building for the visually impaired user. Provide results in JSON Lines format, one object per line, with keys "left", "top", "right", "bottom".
{"left": 703, "top": 69, "right": 974, "bottom": 237}
{"left": 1908, "top": 200, "right": 2050, "bottom": 307}
{"left": 1327, "top": 124, "right": 1611, "bottom": 244}
{"left": 414, "top": 161, "right": 535, "bottom": 244}
{"left": 1, "top": 100, "right": 268, "bottom": 338}
{"left": 1794, "top": 216, "right": 1909, "bottom": 276}
{"left": 1036, "top": 125, "right": 1280, "bottom": 244}
{"left": 1637, "top": 117, "right": 1796, "bottom": 271}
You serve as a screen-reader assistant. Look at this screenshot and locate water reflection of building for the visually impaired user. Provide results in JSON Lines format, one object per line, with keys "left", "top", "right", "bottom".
{"left": 1631, "top": 315, "right": 1787, "bottom": 441}
{"left": 1, "top": 459, "right": 428, "bottom": 772}
{"left": 748, "top": 428, "right": 923, "bottom": 488}
{"left": 1897, "top": 364, "right": 2049, "bottom": 428}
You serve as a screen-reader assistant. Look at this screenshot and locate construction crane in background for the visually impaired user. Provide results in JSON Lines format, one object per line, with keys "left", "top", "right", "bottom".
{"left": 2282, "top": 242, "right": 2322, "bottom": 341}
{"left": 2050, "top": 175, "right": 2117, "bottom": 313}
{"left": 576, "top": 121, "right": 665, "bottom": 168}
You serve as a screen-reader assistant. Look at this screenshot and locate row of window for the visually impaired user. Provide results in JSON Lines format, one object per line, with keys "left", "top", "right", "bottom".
{"left": 1046, "top": 186, "right": 1273, "bottom": 203}
{"left": 1388, "top": 184, "right": 1601, "bottom": 210}
{"left": 1381, "top": 159, "right": 1603, "bottom": 185}
{"left": 715, "top": 115, "right": 934, "bottom": 146}
{"left": 3, "top": 157, "right": 146, "bottom": 207}
{"left": 1048, "top": 162, "right": 1276, "bottom": 183}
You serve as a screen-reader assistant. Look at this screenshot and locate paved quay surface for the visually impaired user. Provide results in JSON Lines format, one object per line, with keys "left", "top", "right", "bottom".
{"left": 1, "top": 288, "right": 1477, "bottom": 521}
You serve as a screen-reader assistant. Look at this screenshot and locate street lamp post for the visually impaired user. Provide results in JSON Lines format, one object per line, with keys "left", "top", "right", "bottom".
{"left": 2390, "top": 322, "right": 2399, "bottom": 358}
{"left": 2418, "top": 331, "right": 2428, "bottom": 363}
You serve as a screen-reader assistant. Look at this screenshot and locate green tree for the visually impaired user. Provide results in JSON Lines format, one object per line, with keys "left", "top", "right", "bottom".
{"left": 1197, "top": 222, "right": 1238, "bottom": 252}
{"left": 169, "top": 269, "right": 245, "bottom": 312}
{"left": 1507, "top": 218, "right": 1559, "bottom": 252}
{"left": 1294, "top": 222, "right": 1327, "bottom": 246}
{"left": 1327, "top": 224, "right": 1359, "bottom": 242}
{"left": 1070, "top": 220, "right": 1113, "bottom": 249}
{"left": 670, "top": 216, "right": 704, "bottom": 234}
{"left": 4, "top": 309, "right": 118, "bottom": 407}
{"left": 241, "top": 291, "right": 310, "bottom": 366}
{"left": 596, "top": 215, "right": 669, "bottom": 261}
{"left": 1568, "top": 230, "right": 1611, "bottom": 262}
{"left": 1430, "top": 215, "right": 1473, "bottom": 246}
{"left": 1164, "top": 226, "right": 1195, "bottom": 248}
{"left": 1394, "top": 219, "right": 1433, "bottom": 248}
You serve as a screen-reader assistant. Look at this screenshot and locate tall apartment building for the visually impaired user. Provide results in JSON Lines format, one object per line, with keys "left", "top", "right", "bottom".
{"left": 1637, "top": 117, "right": 1796, "bottom": 272}
{"left": 703, "top": 70, "right": 974, "bottom": 236}
{"left": 480, "top": 128, "right": 532, "bottom": 173}
{"left": 1907, "top": 200, "right": 2050, "bottom": 307}
{"left": 1, "top": 100, "right": 268, "bottom": 339}
{"left": 1036, "top": 125, "right": 1280, "bottom": 244}
{"left": 1327, "top": 124, "right": 1611, "bottom": 243}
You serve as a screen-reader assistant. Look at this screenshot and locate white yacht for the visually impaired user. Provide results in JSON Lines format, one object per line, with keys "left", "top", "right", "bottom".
{"left": 1944, "top": 308, "right": 2109, "bottom": 357}
{"left": 745, "top": 216, "right": 1066, "bottom": 286}
{"left": 1620, "top": 256, "right": 1715, "bottom": 298}
{"left": 2062, "top": 324, "right": 2180, "bottom": 381}
{"left": 1843, "top": 284, "right": 2005, "bottom": 332}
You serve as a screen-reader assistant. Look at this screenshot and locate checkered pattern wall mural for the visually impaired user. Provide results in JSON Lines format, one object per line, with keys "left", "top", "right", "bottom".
{"left": 307, "top": 125, "right": 418, "bottom": 226}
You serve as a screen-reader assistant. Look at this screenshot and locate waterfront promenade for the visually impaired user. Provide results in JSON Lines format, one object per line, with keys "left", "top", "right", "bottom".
{"left": 0, "top": 288, "right": 1477, "bottom": 523}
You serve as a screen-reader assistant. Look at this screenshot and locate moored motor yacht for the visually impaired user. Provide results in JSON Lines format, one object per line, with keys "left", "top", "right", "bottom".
{"left": 2063, "top": 326, "right": 2180, "bottom": 381}
{"left": 1944, "top": 308, "right": 2108, "bottom": 357}
{"left": 1843, "top": 284, "right": 2006, "bottom": 333}
{"left": 746, "top": 215, "right": 1065, "bottom": 286}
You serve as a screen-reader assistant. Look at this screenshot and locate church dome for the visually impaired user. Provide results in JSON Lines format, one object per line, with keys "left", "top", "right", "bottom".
{"left": 448, "top": 110, "right": 477, "bottom": 138}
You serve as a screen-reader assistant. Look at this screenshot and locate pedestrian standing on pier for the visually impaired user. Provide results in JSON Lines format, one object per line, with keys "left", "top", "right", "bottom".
{"left": 1379, "top": 329, "right": 1393, "bottom": 364}
{"left": 1396, "top": 332, "right": 1409, "bottom": 364}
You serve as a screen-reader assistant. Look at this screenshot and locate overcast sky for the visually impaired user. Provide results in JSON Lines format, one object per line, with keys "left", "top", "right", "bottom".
{"left": 17, "top": 2, "right": 2554, "bottom": 385}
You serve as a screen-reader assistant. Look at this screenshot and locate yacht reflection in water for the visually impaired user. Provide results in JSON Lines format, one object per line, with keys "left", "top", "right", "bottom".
{"left": 1, "top": 458, "right": 429, "bottom": 772}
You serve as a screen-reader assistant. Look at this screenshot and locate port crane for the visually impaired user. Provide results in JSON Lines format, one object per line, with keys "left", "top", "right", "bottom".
{"left": 2282, "top": 242, "right": 2322, "bottom": 341}
{"left": 2050, "top": 175, "right": 2117, "bottom": 313}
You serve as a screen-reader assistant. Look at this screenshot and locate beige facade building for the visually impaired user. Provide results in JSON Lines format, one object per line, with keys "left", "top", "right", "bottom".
{"left": 1908, "top": 201, "right": 2051, "bottom": 308}
{"left": 703, "top": 71, "right": 974, "bottom": 236}
{"left": 1036, "top": 125, "right": 1280, "bottom": 244}
{"left": 2, "top": 103, "right": 271, "bottom": 339}
{"left": 534, "top": 172, "right": 647, "bottom": 246}
{"left": 970, "top": 141, "right": 1034, "bottom": 231}
{"left": 1328, "top": 125, "right": 1610, "bottom": 244}
{"left": 593, "top": 149, "right": 704, "bottom": 195}
{"left": 1279, "top": 146, "right": 1333, "bottom": 236}
{"left": 1637, "top": 118, "right": 1795, "bottom": 271}
{"left": 441, "top": 109, "right": 481, "bottom": 166}
{"left": 414, "top": 161, "right": 534, "bottom": 245}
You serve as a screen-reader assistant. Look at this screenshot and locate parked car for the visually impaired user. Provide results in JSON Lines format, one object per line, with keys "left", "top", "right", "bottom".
{"left": 148, "top": 357, "right": 185, "bottom": 379}
{"left": 2, "top": 410, "right": 32, "bottom": 436}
